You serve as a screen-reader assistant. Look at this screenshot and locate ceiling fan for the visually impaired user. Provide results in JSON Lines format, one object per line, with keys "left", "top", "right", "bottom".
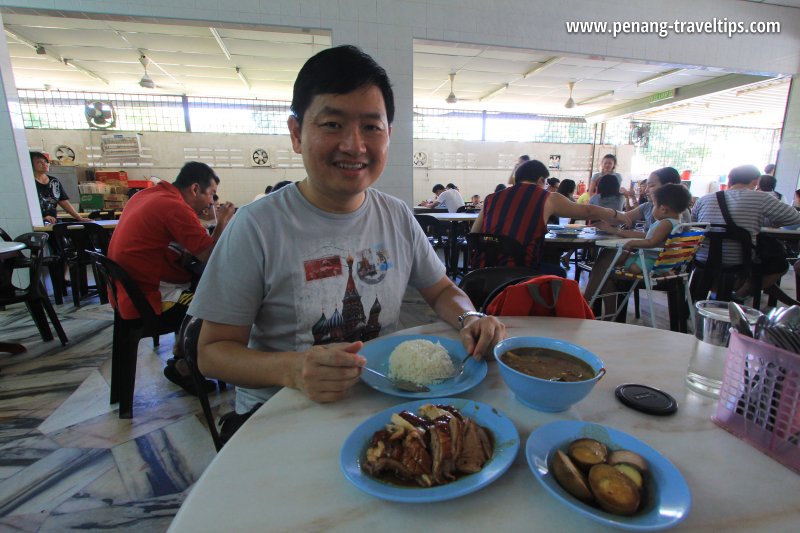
{"left": 139, "top": 55, "right": 156, "bottom": 89}
{"left": 445, "top": 72, "right": 458, "bottom": 104}
{"left": 564, "top": 81, "right": 576, "bottom": 109}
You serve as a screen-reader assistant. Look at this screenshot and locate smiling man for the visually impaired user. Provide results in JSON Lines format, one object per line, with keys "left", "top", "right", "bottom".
{"left": 189, "top": 46, "right": 505, "bottom": 415}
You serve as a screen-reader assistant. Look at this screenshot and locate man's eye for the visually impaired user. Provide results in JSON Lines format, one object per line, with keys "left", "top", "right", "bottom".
{"left": 321, "top": 122, "right": 341, "bottom": 129}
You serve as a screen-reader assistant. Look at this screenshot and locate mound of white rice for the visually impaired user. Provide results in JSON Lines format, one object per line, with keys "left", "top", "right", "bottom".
{"left": 388, "top": 339, "right": 455, "bottom": 385}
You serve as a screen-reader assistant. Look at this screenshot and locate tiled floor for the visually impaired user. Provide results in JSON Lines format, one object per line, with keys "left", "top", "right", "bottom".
{"left": 0, "top": 264, "right": 793, "bottom": 531}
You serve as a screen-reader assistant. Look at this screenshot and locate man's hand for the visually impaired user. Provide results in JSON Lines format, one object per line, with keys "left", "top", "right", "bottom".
{"left": 459, "top": 316, "right": 506, "bottom": 360}
{"left": 217, "top": 202, "right": 235, "bottom": 224}
{"left": 43, "top": 215, "right": 57, "bottom": 225}
{"left": 292, "top": 341, "right": 366, "bottom": 403}
{"left": 77, "top": 216, "right": 93, "bottom": 222}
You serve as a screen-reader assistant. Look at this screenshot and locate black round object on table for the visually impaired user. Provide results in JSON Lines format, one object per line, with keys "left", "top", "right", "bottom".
{"left": 615, "top": 383, "right": 678, "bottom": 416}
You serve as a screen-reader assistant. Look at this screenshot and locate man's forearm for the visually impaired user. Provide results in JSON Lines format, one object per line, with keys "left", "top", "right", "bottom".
{"left": 200, "top": 339, "right": 296, "bottom": 389}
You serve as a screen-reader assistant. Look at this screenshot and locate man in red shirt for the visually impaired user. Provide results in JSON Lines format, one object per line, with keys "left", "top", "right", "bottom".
{"left": 108, "top": 161, "right": 234, "bottom": 391}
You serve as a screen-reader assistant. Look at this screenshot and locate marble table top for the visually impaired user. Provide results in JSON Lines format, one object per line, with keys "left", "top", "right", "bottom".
{"left": 428, "top": 212, "right": 479, "bottom": 222}
{"left": 0, "top": 241, "right": 25, "bottom": 258}
{"left": 33, "top": 220, "right": 118, "bottom": 232}
{"left": 169, "top": 318, "right": 800, "bottom": 532}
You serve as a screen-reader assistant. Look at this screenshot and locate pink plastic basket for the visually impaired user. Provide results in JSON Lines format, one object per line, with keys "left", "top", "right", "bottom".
{"left": 713, "top": 332, "right": 800, "bottom": 474}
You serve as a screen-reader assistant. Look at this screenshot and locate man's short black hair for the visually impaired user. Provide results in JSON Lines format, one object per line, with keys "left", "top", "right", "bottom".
{"left": 272, "top": 180, "right": 293, "bottom": 193}
{"left": 653, "top": 183, "right": 691, "bottom": 213}
{"left": 652, "top": 166, "right": 681, "bottom": 185}
{"left": 765, "top": 163, "right": 776, "bottom": 175}
{"left": 291, "top": 45, "right": 394, "bottom": 127}
{"left": 514, "top": 160, "right": 549, "bottom": 185}
{"left": 519, "top": 154, "right": 530, "bottom": 162}
{"left": 446, "top": 183, "right": 458, "bottom": 190}
{"left": 432, "top": 184, "right": 445, "bottom": 193}
{"left": 172, "top": 161, "right": 219, "bottom": 191}
{"left": 728, "top": 164, "right": 761, "bottom": 186}
{"left": 546, "top": 177, "right": 560, "bottom": 188}
{"left": 758, "top": 174, "right": 777, "bottom": 192}
{"left": 29, "top": 151, "right": 48, "bottom": 164}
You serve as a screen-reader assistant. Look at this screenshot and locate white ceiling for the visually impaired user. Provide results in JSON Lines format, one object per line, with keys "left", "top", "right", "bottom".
{"left": 1, "top": 12, "right": 792, "bottom": 129}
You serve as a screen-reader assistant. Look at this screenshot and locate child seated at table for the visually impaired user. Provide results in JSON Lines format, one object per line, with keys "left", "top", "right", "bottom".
{"left": 619, "top": 184, "right": 692, "bottom": 275}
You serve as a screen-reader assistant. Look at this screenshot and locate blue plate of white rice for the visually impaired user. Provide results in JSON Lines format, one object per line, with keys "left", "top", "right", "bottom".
{"left": 359, "top": 334, "right": 487, "bottom": 398}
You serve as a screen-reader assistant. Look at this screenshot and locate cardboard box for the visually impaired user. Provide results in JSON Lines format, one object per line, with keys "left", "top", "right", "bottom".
{"left": 95, "top": 170, "right": 128, "bottom": 184}
{"left": 128, "top": 180, "right": 154, "bottom": 189}
{"left": 80, "top": 193, "right": 105, "bottom": 210}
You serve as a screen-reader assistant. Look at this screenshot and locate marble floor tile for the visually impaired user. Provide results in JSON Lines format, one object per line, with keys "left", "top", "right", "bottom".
{"left": 0, "top": 512, "right": 48, "bottom": 532}
{"left": 0, "top": 434, "right": 60, "bottom": 483}
{"left": 38, "top": 490, "right": 187, "bottom": 533}
{"left": 0, "top": 447, "right": 114, "bottom": 517}
{"left": 111, "top": 416, "right": 217, "bottom": 500}
{"left": 38, "top": 371, "right": 114, "bottom": 435}
{"left": 53, "top": 463, "right": 131, "bottom": 514}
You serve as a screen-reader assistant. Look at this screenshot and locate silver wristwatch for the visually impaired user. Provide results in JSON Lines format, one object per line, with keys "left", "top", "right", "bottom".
{"left": 458, "top": 311, "right": 487, "bottom": 328}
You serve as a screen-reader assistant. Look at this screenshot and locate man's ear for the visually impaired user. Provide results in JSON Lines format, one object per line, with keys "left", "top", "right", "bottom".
{"left": 288, "top": 116, "right": 302, "bottom": 154}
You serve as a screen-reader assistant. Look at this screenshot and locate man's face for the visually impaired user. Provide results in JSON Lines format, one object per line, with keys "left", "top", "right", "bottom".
{"left": 288, "top": 85, "right": 391, "bottom": 212}
{"left": 32, "top": 157, "right": 49, "bottom": 173}
{"left": 189, "top": 182, "right": 217, "bottom": 215}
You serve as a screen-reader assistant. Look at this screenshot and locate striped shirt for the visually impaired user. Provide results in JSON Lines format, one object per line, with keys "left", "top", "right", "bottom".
{"left": 691, "top": 188, "right": 800, "bottom": 265}
{"left": 480, "top": 182, "right": 548, "bottom": 266}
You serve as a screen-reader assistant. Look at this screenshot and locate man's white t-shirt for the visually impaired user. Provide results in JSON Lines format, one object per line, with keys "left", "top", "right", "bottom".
{"left": 189, "top": 184, "right": 446, "bottom": 412}
{"left": 438, "top": 188, "right": 465, "bottom": 213}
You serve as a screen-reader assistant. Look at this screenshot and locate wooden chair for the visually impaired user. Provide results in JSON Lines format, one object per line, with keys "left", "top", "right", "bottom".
{"left": 87, "top": 250, "right": 183, "bottom": 418}
{"left": 51, "top": 222, "right": 110, "bottom": 307}
{"left": 0, "top": 232, "right": 68, "bottom": 345}
{"left": 589, "top": 223, "right": 708, "bottom": 331}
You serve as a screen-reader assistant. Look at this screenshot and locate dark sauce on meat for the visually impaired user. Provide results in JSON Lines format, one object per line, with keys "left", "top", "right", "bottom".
{"left": 501, "top": 347, "right": 594, "bottom": 382}
{"left": 368, "top": 427, "right": 494, "bottom": 487}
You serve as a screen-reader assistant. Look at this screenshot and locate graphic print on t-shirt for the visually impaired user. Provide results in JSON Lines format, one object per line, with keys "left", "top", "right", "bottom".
{"left": 301, "top": 241, "right": 393, "bottom": 346}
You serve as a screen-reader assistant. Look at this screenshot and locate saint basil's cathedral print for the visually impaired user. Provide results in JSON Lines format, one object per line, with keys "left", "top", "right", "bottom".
{"left": 312, "top": 255, "right": 382, "bottom": 345}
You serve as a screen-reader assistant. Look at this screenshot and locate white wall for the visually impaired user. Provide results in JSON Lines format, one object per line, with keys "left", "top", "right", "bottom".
{"left": 411, "top": 140, "right": 624, "bottom": 203}
{"left": 26, "top": 129, "right": 309, "bottom": 206}
{"left": 1, "top": 0, "right": 799, "bottom": 230}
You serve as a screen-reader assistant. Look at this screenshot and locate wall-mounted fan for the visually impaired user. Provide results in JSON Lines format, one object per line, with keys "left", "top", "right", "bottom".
{"left": 412, "top": 151, "right": 429, "bottom": 168}
{"left": 85, "top": 101, "right": 117, "bottom": 129}
{"left": 251, "top": 148, "right": 272, "bottom": 167}
{"left": 53, "top": 145, "right": 76, "bottom": 163}
{"left": 629, "top": 122, "right": 651, "bottom": 147}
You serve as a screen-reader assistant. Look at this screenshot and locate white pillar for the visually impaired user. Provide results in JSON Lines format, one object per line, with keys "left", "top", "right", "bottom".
{"left": 775, "top": 77, "right": 800, "bottom": 204}
{"left": 0, "top": 12, "right": 40, "bottom": 237}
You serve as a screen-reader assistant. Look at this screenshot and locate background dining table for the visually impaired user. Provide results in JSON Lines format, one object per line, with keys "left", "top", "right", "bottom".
{"left": 168, "top": 317, "right": 800, "bottom": 532}
{"left": 33, "top": 219, "right": 119, "bottom": 232}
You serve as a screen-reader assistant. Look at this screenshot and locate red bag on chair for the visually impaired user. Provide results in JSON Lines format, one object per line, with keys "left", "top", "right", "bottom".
{"left": 485, "top": 275, "right": 594, "bottom": 319}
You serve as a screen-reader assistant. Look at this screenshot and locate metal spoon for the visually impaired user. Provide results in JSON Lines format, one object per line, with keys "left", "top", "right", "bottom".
{"left": 360, "top": 366, "right": 430, "bottom": 393}
{"left": 449, "top": 353, "right": 475, "bottom": 379}
{"left": 729, "top": 302, "right": 755, "bottom": 337}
